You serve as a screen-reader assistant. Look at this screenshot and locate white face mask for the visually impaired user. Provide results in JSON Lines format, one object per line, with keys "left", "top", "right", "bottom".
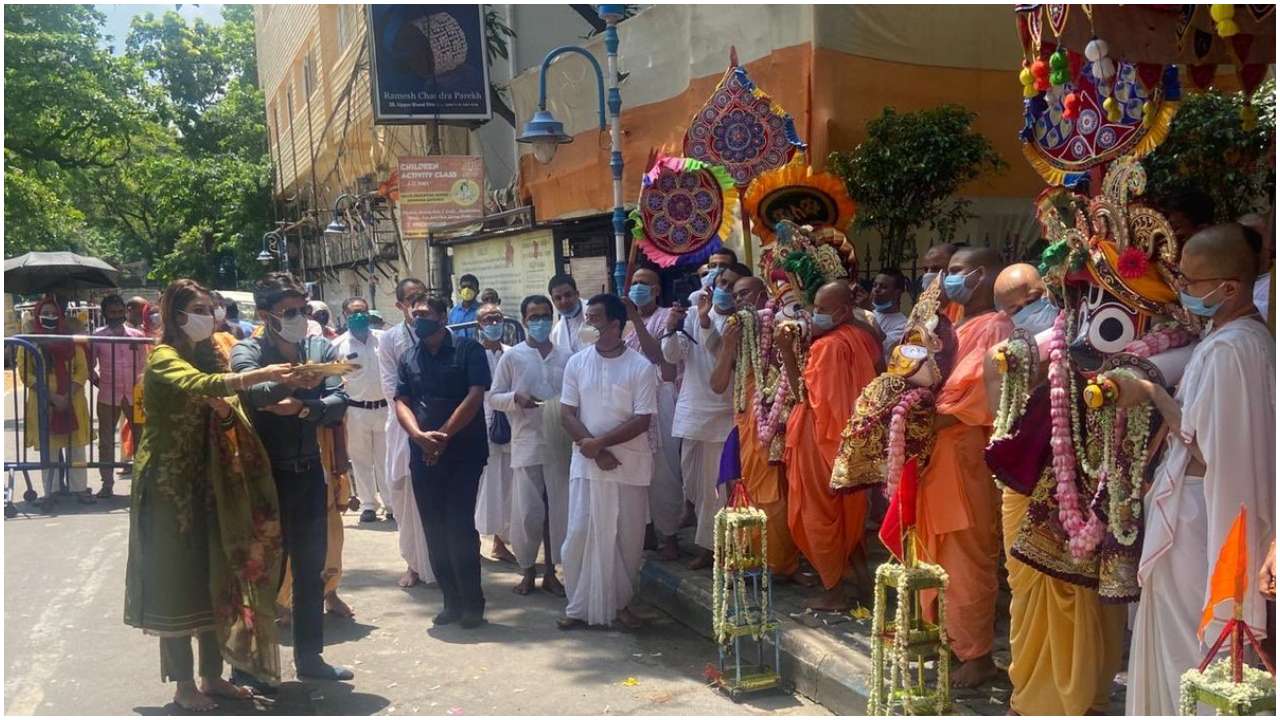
{"left": 179, "top": 311, "right": 215, "bottom": 343}
{"left": 273, "top": 312, "right": 309, "bottom": 344}
{"left": 213, "top": 306, "right": 227, "bottom": 323}
{"left": 577, "top": 323, "right": 601, "bottom": 346}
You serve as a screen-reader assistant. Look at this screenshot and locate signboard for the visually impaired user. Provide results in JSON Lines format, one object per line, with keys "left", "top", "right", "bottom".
{"left": 449, "top": 229, "right": 557, "bottom": 315}
{"left": 398, "top": 155, "right": 484, "bottom": 239}
{"left": 756, "top": 185, "right": 844, "bottom": 229}
{"left": 367, "top": 5, "right": 492, "bottom": 123}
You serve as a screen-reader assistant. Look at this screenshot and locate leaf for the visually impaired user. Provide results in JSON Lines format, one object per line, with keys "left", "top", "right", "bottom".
{"left": 621, "top": 677, "right": 639, "bottom": 687}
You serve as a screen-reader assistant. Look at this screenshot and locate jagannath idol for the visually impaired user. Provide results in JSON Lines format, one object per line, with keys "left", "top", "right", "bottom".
{"left": 985, "top": 155, "right": 1198, "bottom": 602}
{"left": 727, "top": 220, "right": 859, "bottom": 462}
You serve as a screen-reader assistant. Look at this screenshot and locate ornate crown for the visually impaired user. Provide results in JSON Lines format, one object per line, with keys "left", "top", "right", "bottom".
{"left": 761, "top": 220, "right": 858, "bottom": 304}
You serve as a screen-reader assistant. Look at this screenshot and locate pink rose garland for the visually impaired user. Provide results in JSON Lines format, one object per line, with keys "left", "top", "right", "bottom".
{"left": 1047, "top": 311, "right": 1104, "bottom": 558}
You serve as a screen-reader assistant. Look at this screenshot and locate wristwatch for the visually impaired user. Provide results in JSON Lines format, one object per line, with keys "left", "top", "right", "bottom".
{"left": 298, "top": 404, "right": 312, "bottom": 419}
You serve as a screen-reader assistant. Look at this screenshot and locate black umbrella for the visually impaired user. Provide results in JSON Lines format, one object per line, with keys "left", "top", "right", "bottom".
{"left": 3, "top": 251, "right": 121, "bottom": 295}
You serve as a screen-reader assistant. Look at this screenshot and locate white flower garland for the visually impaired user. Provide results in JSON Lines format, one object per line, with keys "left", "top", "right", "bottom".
{"left": 712, "top": 504, "right": 771, "bottom": 646}
{"left": 869, "top": 561, "right": 951, "bottom": 715}
{"left": 992, "top": 336, "right": 1036, "bottom": 440}
{"left": 1179, "top": 657, "right": 1276, "bottom": 715}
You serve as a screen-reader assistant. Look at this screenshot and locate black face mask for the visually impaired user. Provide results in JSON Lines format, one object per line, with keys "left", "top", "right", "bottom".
{"left": 414, "top": 317, "right": 442, "bottom": 340}
{"left": 106, "top": 315, "right": 125, "bottom": 327}
{"left": 39, "top": 317, "right": 58, "bottom": 330}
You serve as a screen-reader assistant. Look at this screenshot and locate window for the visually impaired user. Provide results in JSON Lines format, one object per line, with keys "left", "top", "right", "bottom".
{"left": 303, "top": 47, "right": 318, "bottom": 98}
{"left": 337, "top": 5, "right": 360, "bottom": 50}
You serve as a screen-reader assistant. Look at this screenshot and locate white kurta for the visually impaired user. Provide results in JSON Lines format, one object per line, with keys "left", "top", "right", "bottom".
{"left": 475, "top": 344, "right": 514, "bottom": 538}
{"left": 662, "top": 309, "right": 734, "bottom": 550}
{"left": 625, "top": 306, "right": 683, "bottom": 537}
{"left": 376, "top": 321, "right": 435, "bottom": 583}
{"left": 873, "top": 310, "right": 908, "bottom": 361}
{"left": 1127, "top": 317, "right": 1275, "bottom": 716}
{"left": 560, "top": 346, "right": 658, "bottom": 625}
{"left": 551, "top": 303, "right": 586, "bottom": 355}
{"left": 335, "top": 329, "right": 388, "bottom": 511}
{"left": 489, "top": 341, "right": 573, "bottom": 569}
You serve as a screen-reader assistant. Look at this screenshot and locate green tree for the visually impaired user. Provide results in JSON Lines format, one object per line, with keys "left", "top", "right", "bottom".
{"left": 1141, "top": 81, "right": 1275, "bottom": 222}
{"left": 828, "top": 105, "right": 1006, "bottom": 272}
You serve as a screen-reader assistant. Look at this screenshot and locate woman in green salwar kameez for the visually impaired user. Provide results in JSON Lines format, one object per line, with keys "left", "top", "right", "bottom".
{"left": 124, "top": 279, "right": 295, "bottom": 711}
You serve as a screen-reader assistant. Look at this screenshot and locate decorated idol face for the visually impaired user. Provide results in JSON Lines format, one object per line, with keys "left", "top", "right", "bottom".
{"left": 773, "top": 286, "right": 808, "bottom": 321}
{"left": 1069, "top": 282, "right": 1150, "bottom": 372}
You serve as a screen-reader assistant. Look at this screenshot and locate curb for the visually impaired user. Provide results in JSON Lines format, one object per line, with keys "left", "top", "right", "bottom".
{"left": 637, "top": 561, "right": 873, "bottom": 715}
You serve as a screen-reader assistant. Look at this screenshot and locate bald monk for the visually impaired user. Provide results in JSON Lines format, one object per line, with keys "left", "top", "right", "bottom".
{"left": 982, "top": 264, "right": 1128, "bottom": 714}
{"left": 920, "top": 243, "right": 963, "bottom": 324}
{"left": 779, "top": 282, "right": 882, "bottom": 610}
{"left": 918, "top": 247, "right": 1013, "bottom": 688}
{"left": 1125, "top": 225, "right": 1274, "bottom": 714}
{"left": 710, "top": 276, "right": 810, "bottom": 586}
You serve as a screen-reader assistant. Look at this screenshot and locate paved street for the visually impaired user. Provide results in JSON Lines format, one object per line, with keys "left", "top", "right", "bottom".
{"left": 2, "top": 381, "right": 825, "bottom": 717}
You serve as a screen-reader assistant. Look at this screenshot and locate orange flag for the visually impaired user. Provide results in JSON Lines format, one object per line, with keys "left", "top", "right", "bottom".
{"left": 1198, "top": 505, "right": 1249, "bottom": 639}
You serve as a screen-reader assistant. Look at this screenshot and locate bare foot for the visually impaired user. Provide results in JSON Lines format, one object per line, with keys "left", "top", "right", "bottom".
{"left": 491, "top": 538, "right": 518, "bottom": 564}
{"left": 541, "top": 573, "right": 565, "bottom": 597}
{"left": 174, "top": 681, "right": 217, "bottom": 712}
{"left": 513, "top": 570, "right": 536, "bottom": 596}
{"left": 199, "top": 676, "right": 251, "bottom": 700}
{"left": 325, "top": 592, "right": 354, "bottom": 618}
{"left": 615, "top": 606, "right": 643, "bottom": 630}
{"left": 805, "top": 586, "right": 851, "bottom": 612}
{"left": 687, "top": 549, "right": 713, "bottom": 570}
{"left": 951, "top": 654, "right": 998, "bottom": 689}
{"left": 398, "top": 569, "right": 420, "bottom": 588}
{"left": 656, "top": 539, "right": 680, "bottom": 562}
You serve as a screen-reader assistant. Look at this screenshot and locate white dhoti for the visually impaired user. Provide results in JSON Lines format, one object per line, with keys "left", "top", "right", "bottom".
{"left": 681, "top": 439, "right": 726, "bottom": 550}
{"left": 510, "top": 465, "right": 570, "bottom": 569}
{"left": 562, "top": 476, "right": 648, "bottom": 626}
{"left": 1127, "top": 477, "right": 1209, "bottom": 716}
{"left": 475, "top": 443, "right": 513, "bottom": 538}
{"left": 384, "top": 409, "right": 434, "bottom": 583}
{"left": 347, "top": 405, "right": 387, "bottom": 511}
{"left": 648, "top": 383, "right": 684, "bottom": 537}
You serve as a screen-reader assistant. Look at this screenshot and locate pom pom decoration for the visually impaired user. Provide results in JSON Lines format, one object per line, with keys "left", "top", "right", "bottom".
{"left": 1049, "top": 49, "right": 1070, "bottom": 87}
{"left": 1116, "top": 246, "right": 1150, "bottom": 280}
{"left": 1062, "top": 92, "right": 1081, "bottom": 120}
{"left": 1019, "top": 63, "right": 1038, "bottom": 99}
{"left": 1084, "top": 38, "right": 1108, "bottom": 63}
{"left": 1210, "top": 4, "right": 1239, "bottom": 37}
{"left": 1031, "top": 58, "right": 1052, "bottom": 92}
{"left": 1103, "top": 96, "right": 1123, "bottom": 123}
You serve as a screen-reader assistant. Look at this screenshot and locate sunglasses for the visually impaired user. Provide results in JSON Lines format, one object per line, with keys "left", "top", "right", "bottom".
{"left": 272, "top": 307, "right": 305, "bottom": 320}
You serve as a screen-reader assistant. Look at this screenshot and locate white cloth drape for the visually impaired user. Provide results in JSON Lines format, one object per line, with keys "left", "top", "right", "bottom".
{"left": 561, "top": 476, "right": 648, "bottom": 625}
{"left": 377, "top": 321, "right": 434, "bottom": 582}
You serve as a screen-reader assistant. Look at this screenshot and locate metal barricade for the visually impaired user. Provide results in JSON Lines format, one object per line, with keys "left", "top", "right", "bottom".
{"left": 4, "top": 333, "right": 155, "bottom": 516}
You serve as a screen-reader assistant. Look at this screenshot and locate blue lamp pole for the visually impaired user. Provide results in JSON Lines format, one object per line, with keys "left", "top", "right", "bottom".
{"left": 518, "top": 5, "right": 629, "bottom": 294}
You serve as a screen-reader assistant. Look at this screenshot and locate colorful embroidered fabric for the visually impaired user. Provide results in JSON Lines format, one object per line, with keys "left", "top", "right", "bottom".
{"left": 630, "top": 155, "right": 738, "bottom": 268}
{"left": 684, "top": 64, "right": 805, "bottom": 188}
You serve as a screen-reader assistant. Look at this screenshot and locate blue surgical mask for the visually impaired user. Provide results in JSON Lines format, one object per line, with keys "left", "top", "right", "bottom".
{"left": 712, "top": 287, "right": 736, "bottom": 312}
{"left": 921, "top": 272, "right": 940, "bottom": 292}
{"left": 1011, "top": 297, "right": 1058, "bottom": 334}
{"left": 526, "top": 318, "right": 552, "bottom": 343}
{"left": 873, "top": 300, "right": 895, "bottom": 313}
{"left": 943, "top": 269, "right": 980, "bottom": 304}
{"left": 1179, "top": 283, "right": 1226, "bottom": 318}
{"left": 563, "top": 301, "right": 582, "bottom": 319}
{"left": 346, "top": 312, "right": 370, "bottom": 334}
{"left": 413, "top": 317, "right": 441, "bottom": 340}
{"left": 628, "top": 283, "right": 654, "bottom": 307}
{"left": 481, "top": 322, "right": 505, "bottom": 342}
{"left": 702, "top": 267, "right": 722, "bottom": 290}
{"left": 811, "top": 312, "right": 835, "bottom": 332}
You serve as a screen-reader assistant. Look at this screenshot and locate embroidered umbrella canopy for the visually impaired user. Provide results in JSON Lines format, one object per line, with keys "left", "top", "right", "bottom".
{"left": 630, "top": 155, "right": 738, "bottom": 268}
{"left": 742, "top": 155, "right": 856, "bottom": 245}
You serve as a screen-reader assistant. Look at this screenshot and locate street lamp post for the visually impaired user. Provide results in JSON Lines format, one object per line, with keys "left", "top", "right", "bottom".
{"left": 327, "top": 193, "right": 379, "bottom": 309}
{"left": 257, "top": 229, "right": 289, "bottom": 274}
{"left": 518, "top": 5, "right": 629, "bottom": 294}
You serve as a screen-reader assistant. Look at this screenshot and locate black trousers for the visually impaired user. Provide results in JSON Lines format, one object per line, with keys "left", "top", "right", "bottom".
{"left": 273, "top": 461, "right": 327, "bottom": 657}
{"left": 411, "top": 455, "right": 485, "bottom": 618}
{"left": 159, "top": 630, "right": 221, "bottom": 683}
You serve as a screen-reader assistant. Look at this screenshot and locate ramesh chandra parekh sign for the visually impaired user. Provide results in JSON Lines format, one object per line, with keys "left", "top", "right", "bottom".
{"left": 367, "top": 5, "right": 492, "bottom": 123}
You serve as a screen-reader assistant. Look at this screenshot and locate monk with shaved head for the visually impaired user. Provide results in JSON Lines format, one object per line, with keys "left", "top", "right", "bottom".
{"left": 778, "top": 281, "right": 882, "bottom": 610}
{"left": 918, "top": 245, "right": 1012, "bottom": 688}
{"left": 1125, "top": 224, "right": 1275, "bottom": 714}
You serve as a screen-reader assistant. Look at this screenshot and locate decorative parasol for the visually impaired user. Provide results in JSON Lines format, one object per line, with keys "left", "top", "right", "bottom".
{"left": 684, "top": 48, "right": 806, "bottom": 266}
{"left": 4, "top": 251, "right": 121, "bottom": 295}
{"left": 630, "top": 155, "right": 738, "bottom": 268}
{"left": 742, "top": 155, "right": 856, "bottom": 245}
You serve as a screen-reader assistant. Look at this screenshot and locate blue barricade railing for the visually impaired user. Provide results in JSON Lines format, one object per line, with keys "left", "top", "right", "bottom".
{"left": 4, "top": 334, "right": 156, "bottom": 515}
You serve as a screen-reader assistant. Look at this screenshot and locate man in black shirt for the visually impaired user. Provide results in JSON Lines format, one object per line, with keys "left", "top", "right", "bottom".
{"left": 393, "top": 293, "right": 491, "bottom": 629}
{"left": 230, "top": 272, "right": 352, "bottom": 683}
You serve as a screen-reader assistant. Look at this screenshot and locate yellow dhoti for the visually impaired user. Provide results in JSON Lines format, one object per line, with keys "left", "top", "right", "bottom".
{"left": 1003, "top": 489, "right": 1125, "bottom": 715}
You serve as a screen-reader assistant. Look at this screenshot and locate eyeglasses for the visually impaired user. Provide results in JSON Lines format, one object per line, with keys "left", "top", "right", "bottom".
{"left": 272, "top": 307, "right": 304, "bottom": 320}
{"left": 1173, "top": 272, "right": 1232, "bottom": 291}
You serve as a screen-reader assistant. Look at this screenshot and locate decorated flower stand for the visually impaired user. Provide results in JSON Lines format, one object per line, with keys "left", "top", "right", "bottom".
{"left": 711, "top": 484, "right": 786, "bottom": 702}
{"left": 868, "top": 539, "right": 951, "bottom": 716}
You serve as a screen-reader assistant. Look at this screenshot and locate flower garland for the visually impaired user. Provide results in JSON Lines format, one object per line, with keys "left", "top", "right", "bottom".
{"left": 1123, "top": 323, "right": 1194, "bottom": 358}
{"left": 884, "top": 388, "right": 933, "bottom": 497}
{"left": 711, "top": 503, "right": 771, "bottom": 646}
{"left": 869, "top": 561, "right": 951, "bottom": 716}
{"left": 1179, "top": 657, "right": 1276, "bottom": 715}
{"left": 991, "top": 336, "right": 1036, "bottom": 440}
{"left": 1047, "top": 311, "right": 1106, "bottom": 559}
